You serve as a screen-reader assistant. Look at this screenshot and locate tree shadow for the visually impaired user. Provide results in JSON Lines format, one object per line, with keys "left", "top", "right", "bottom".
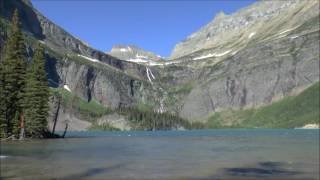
{"left": 221, "top": 161, "right": 302, "bottom": 179}
{"left": 53, "top": 163, "right": 126, "bottom": 180}
{"left": 45, "top": 54, "right": 60, "bottom": 88}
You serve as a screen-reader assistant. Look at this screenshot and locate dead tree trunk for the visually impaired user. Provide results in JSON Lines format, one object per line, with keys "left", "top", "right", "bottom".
{"left": 19, "top": 112, "right": 25, "bottom": 140}
{"left": 52, "top": 95, "right": 61, "bottom": 134}
{"left": 62, "top": 122, "right": 68, "bottom": 138}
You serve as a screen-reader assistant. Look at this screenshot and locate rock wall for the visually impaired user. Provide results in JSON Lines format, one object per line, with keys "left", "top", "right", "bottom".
{"left": 179, "top": 29, "right": 319, "bottom": 120}
{"left": 1, "top": 0, "right": 319, "bottom": 127}
{"left": 170, "top": 0, "right": 319, "bottom": 59}
{"left": 46, "top": 56, "right": 155, "bottom": 109}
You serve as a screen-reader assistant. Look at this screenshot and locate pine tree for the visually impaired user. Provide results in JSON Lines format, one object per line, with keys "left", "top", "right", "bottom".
{"left": 0, "top": 18, "right": 6, "bottom": 137}
{"left": 0, "top": 64, "right": 6, "bottom": 137}
{"left": 24, "top": 43, "right": 49, "bottom": 137}
{"left": 0, "top": 9, "right": 27, "bottom": 138}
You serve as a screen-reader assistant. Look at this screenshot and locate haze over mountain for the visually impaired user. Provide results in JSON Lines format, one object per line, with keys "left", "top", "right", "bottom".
{"left": 0, "top": 0, "right": 319, "bottom": 130}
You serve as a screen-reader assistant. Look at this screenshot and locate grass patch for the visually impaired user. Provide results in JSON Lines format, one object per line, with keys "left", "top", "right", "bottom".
{"left": 165, "top": 81, "right": 195, "bottom": 108}
{"left": 207, "top": 82, "right": 320, "bottom": 128}
{"left": 88, "top": 122, "right": 120, "bottom": 131}
{"left": 168, "top": 81, "right": 194, "bottom": 95}
{"left": 50, "top": 88, "right": 112, "bottom": 122}
{"left": 49, "top": 88, "right": 205, "bottom": 131}
{"left": 136, "top": 101, "right": 153, "bottom": 112}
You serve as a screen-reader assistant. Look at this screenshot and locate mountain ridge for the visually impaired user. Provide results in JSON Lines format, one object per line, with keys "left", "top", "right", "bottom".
{"left": 0, "top": 0, "right": 319, "bottom": 130}
{"left": 170, "top": 0, "right": 318, "bottom": 59}
{"left": 108, "top": 44, "right": 163, "bottom": 65}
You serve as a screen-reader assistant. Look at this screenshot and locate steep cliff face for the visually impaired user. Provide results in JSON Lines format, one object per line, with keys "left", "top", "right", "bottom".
{"left": 0, "top": 0, "right": 43, "bottom": 39}
{"left": 47, "top": 57, "right": 154, "bottom": 108}
{"left": 0, "top": 0, "right": 319, "bottom": 129}
{"left": 178, "top": 27, "right": 319, "bottom": 120}
{"left": 0, "top": 0, "right": 157, "bottom": 100}
{"left": 170, "top": 0, "right": 318, "bottom": 59}
{"left": 165, "top": 0, "right": 320, "bottom": 120}
{"left": 0, "top": 0, "right": 151, "bottom": 79}
{"left": 0, "top": 0, "right": 160, "bottom": 130}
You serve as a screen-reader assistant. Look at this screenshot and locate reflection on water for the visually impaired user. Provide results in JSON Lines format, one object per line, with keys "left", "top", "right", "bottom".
{"left": 1, "top": 129, "right": 319, "bottom": 180}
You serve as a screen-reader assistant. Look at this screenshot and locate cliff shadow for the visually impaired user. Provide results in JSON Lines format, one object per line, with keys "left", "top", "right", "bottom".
{"left": 45, "top": 54, "right": 60, "bottom": 88}
{"left": 0, "top": 0, "right": 45, "bottom": 39}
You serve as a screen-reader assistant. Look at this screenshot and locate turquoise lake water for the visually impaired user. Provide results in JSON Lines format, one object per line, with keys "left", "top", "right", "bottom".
{"left": 1, "top": 129, "right": 319, "bottom": 180}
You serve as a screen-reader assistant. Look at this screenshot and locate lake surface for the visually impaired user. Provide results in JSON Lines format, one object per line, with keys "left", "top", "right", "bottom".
{"left": 1, "top": 129, "right": 319, "bottom": 180}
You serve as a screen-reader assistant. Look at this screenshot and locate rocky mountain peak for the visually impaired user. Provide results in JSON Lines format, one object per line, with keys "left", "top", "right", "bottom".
{"left": 108, "top": 44, "right": 162, "bottom": 63}
{"left": 170, "top": 0, "right": 316, "bottom": 59}
{"left": 110, "top": 45, "right": 138, "bottom": 53}
{"left": 213, "top": 11, "right": 226, "bottom": 21}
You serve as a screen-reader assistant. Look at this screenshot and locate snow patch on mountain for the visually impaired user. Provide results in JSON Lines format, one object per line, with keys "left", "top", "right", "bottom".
{"left": 120, "top": 48, "right": 128, "bottom": 52}
{"left": 136, "top": 54, "right": 148, "bottom": 59}
{"left": 193, "top": 50, "right": 232, "bottom": 60}
{"left": 248, "top": 32, "right": 256, "bottom": 39}
{"left": 127, "top": 58, "right": 149, "bottom": 63}
{"left": 149, "top": 62, "right": 163, "bottom": 66}
{"left": 77, "top": 54, "right": 99, "bottom": 63}
{"left": 290, "top": 35, "right": 299, "bottom": 39}
{"left": 279, "top": 27, "right": 298, "bottom": 35}
{"left": 64, "top": 85, "right": 71, "bottom": 92}
{"left": 164, "top": 60, "right": 183, "bottom": 65}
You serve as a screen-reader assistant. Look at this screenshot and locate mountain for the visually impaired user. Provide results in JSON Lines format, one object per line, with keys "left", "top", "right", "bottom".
{"left": 108, "top": 45, "right": 163, "bottom": 65}
{"left": 170, "top": 0, "right": 318, "bottom": 59}
{"left": 0, "top": 0, "right": 160, "bottom": 131}
{"left": 164, "top": 0, "right": 319, "bottom": 121}
{"left": 0, "top": 0, "right": 319, "bottom": 130}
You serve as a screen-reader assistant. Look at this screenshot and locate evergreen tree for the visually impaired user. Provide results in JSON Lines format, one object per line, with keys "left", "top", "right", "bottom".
{"left": 24, "top": 43, "right": 49, "bottom": 137}
{"left": 0, "top": 9, "right": 27, "bottom": 138}
{"left": 0, "top": 19, "right": 7, "bottom": 137}
{"left": 0, "top": 64, "right": 6, "bottom": 137}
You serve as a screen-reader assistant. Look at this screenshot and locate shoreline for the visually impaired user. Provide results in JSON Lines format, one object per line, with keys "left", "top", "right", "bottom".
{"left": 295, "top": 124, "right": 319, "bottom": 129}
{"left": 1, "top": 127, "right": 319, "bottom": 141}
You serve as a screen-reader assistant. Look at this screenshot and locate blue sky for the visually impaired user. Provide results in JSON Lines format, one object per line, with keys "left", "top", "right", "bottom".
{"left": 31, "top": 0, "right": 256, "bottom": 57}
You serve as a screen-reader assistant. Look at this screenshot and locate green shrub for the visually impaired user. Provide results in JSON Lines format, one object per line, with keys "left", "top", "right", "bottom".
{"left": 88, "top": 122, "right": 120, "bottom": 131}
{"left": 50, "top": 88, "right": 112, "bottom": 122}
{"left": 207, "top": 82, "right": 320, "bottom": 128}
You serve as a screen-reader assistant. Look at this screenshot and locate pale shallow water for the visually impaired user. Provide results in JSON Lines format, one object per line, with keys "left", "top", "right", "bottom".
{"left": 0, "top": 129, "right": 319, "bottom": 180}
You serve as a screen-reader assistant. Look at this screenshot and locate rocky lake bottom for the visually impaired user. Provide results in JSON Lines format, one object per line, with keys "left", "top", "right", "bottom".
{"left": 1, "top": 129, "right": 319, "bottom": 180}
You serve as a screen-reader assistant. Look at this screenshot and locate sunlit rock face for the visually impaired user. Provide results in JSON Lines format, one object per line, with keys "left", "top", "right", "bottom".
{"left": 108, "top": 45, "right": 162, "bottom": 62}
{"left": 170, "top": 0, "right": 319, "bottom": 59}
{"left": 0, "top": 0, "right": 319, "bottom": 126}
